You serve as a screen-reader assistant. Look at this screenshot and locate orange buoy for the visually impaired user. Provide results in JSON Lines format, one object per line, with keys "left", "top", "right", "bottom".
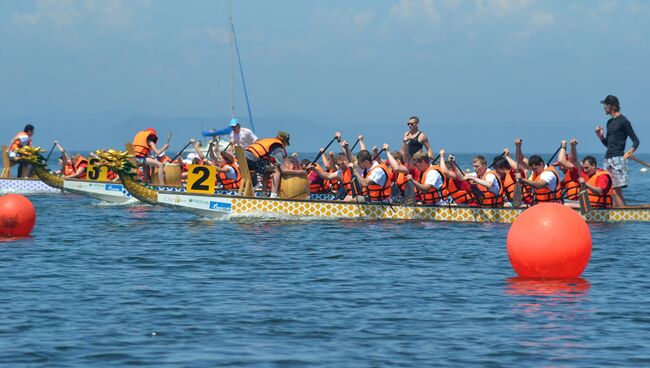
{"left": 0, "top": 194, "right": 36, "bottom": 237}
{"left": 507, "top": 203, "right": 591, "bottom": 278}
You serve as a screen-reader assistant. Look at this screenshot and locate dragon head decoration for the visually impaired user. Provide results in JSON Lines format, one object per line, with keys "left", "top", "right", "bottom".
{"left": 15, "top": 146, "right": 47, "bottom": 167}
{"left": 95, "top": 149, "right": 137, "bottom": 176}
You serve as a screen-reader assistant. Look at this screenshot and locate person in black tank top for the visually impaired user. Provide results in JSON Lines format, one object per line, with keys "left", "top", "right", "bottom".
{"left": 401, "top": 116, "right": 434, "bottom": 167}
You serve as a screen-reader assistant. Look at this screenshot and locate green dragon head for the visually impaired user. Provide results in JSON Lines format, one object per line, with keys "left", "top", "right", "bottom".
{"left": 15, "top": 146, "right": 47, "bottom": 167}
{"left": 96, "top": 149, "right": 138, "bottom": 176}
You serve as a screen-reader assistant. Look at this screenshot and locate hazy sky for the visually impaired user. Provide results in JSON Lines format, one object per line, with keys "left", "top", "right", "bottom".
{"left": 1, "top": 0, "right": 648, "bottom": 154}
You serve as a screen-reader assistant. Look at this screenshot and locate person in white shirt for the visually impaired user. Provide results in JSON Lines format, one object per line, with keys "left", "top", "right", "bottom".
{"left": 350, "top": 150, "right": 392, "bottom": 202}
{"left": 229, "top": 119, "right": 258, "bottom": 148}
{"left": 464, "top": 155, "right": 500, "bottom": 196}
{"left": 516, "top": 154, "right": 561, "bottom": 203}
{"left": 406, "top": 151, "right": 448, "bottom": 205}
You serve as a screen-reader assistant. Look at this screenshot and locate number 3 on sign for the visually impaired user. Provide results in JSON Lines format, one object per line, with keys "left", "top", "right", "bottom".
{"left": 87, "top": 158, "right": 108, "bottom": 181}
{"left": 187, "top": 164, "right": 216, "bottom": 194}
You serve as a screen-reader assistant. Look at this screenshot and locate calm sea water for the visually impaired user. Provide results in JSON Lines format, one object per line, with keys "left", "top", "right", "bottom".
{"left": 1, "top": 154, "right": 650, "bottom": 367}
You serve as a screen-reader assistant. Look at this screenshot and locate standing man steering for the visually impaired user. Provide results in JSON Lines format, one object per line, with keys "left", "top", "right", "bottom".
{"left": 595, "top": 95, "right": 640, "bottom": 207}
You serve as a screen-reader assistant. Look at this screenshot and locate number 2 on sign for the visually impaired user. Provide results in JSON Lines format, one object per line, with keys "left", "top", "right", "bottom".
{"left": 187, "top": 164, "right": 216, "bottom": 194}
{"left": 87, "top": 158, "right": 108, "bottom": 181}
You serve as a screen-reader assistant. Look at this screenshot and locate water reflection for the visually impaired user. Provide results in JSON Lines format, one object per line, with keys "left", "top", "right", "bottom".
{"left": 505, "top": 278, "right": 593, "bottom": 361}
{"left": 506, "top": 277, "right": 591, "bottom": 297}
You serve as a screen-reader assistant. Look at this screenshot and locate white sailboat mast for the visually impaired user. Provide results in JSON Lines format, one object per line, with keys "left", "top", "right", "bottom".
{"left": 228, "top": 0, "right": 235, "bottom": 119}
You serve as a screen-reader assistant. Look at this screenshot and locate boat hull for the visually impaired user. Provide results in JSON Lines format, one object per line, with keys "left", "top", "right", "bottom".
{"left": 155, "top": 191, "right": 650, "bottom": 223}
{"left": 0, "top": 178, "right": 61, "bottom": 194}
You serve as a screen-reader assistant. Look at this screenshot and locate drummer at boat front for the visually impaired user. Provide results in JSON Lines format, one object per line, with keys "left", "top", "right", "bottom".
{"left": 595, "top": 95, "right": 640, "bottom": 207}
{"left": 7, "top": 124, "right": 35, "bottom": 178}
{"left": 229, "top": 118, "right": 258, "bottom": 149}
{"left": 401, "top": 116, "right": 434, "bottom": 171}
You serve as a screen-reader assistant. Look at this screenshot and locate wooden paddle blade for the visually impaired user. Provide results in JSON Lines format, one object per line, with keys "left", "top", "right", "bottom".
{"left": 512, "top": 182, "right": 523, "bottom": 207}
{"left": 234, "top": 145, "right": 254, "bottom": 197}
{"left": 404, "top": 180, "right": 416, "bottom": 206}
{"left": 579, "top": 183, "right": 591, "bottom": 215}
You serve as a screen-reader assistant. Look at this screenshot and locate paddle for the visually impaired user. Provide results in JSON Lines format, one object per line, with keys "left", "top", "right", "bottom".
{"left": 170, "top": 140, "right": 194, "bottom": 162}
{"left": 546, "top": 145, "right": 562, "bottom": 165}
{"left": 578, "top": 182, "right": 592, "bottom": 215}
{"left": 431, "top": 153, "right": 441, "bottom": 164}
{"left": 629, "top": 155, "right": 650, "bottom": 168}
{"left": 371, "top": 148, "right": 386, "bottom": 162}
{"left": 166, "top": 132, "right": 172, "bottom": 146}
{"left": 44, "top": 142, "right": 58, "bottom": 162}
{"left": 343, "top": 145, "right": 362, "bottom": 198}
{"left": 310, "top": 136, "right": 339, "bottom": 165}
{"left": 488, "top": 152, "right": 506, "bottom": 169}
{"left": 350, "top": 138, "right": 360, "bottom": 152}
{"left": 512, "top": 155, "right": 524, "bottom": 207}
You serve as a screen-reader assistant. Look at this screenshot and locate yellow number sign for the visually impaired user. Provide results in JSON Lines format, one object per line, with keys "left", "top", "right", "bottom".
{"left": 87, "top": 158, "right": 108, "bottom": 181}
{"left": 186, "top": 164, "right": 216, "bottom": 194}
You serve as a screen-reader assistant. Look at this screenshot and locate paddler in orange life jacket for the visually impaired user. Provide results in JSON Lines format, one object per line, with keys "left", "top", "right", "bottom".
{"left": 308, "top": 143, "right": 355, "bottom": 200}
{"left": 300, "top": 158, "right": 330, "bottom": 194}
{"left": 557, "top": 139, "right": 581, "bottom": 202}
{"left": 383, "top": 143, "right": 409, "bottom": 200}
{"left": 8, "top": 124, "right": 35, "bottom": 178}
{"left": 463, "top": 155, "right": 504, "bottom": 207}
{"left": 64, "top": 154, "right": 89, "bottom": 179}
{"left": 245, "top": 131, "right": 290, "bottom": 197}
{"left": 131, "top": 128, "right": 169, "bottom": 184}
{"left": 516, "top": 155, "right": 562, "bottom": 204}
{"left": 214, "top": 151, "right": 241, "bottom": 190}
{"left": 405, "top": 151, "right": 449, "bottom": 205}
{"left": 575, "top": 156, "right": 614, "bottom": 208}
{"left": 348, "top": 149, "right": 392, "bottom": 202}
{"left": 438, "top": 150, "right": 475, "bottom": 205}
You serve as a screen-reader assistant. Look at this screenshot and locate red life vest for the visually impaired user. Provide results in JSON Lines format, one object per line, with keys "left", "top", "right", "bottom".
{"left": 308, "top": 163, "right": 329, "bottom": 193}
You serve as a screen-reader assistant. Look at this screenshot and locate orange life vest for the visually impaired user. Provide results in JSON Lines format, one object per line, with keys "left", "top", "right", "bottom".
{"left": 217, "top": 163, "right": 242, "bottom": 190}
{"left": 444, "top": 178, "right": 472, "bottom": 204}
{"left": 529, "top": 167, "right": 562, "bottom": 203}
{"left": 73, "top": 156, "right": 88, "bottom": 180}
{"left": 389, "top": 163, "right": 408, "bottom": 194}
{"left": 8, "top": 132, "right": 32, "bottom": 152}
{"left": 63, "top": 163, "right": 75, "bottom": 176}
{"left": 132, "top": 130, "right": 157, "bottom": 157}
{"left": 246, "top": 138, "right": 286, "bottom": 163}
{"left": 365, "top": 162, "right": 392, "bottom": 201}
{"left": 475, "top": 170, "right": 504, "bottom": 207}
{"left": 308, "top": 163, "right": 329, "bottom": 193}
{"left": 561, "top": 168, "right": 581, "bottom": 201}
{"left": 417, "top": 165, "right": 448, "bottom": 205}
{"left": 586, "top": 169, "right": 613, "bottom": 208}
{"left": 502, "top": 170, "right": 517, "bottom": 201}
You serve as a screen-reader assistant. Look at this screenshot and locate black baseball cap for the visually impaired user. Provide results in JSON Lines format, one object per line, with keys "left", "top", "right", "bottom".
{"left": 600, "top": 95, "right": 620, "bottom": 107}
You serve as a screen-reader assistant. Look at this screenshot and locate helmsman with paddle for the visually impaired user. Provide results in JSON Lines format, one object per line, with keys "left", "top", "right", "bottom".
{"left": 595, "top": 95, "right": 640, "bottom": 207}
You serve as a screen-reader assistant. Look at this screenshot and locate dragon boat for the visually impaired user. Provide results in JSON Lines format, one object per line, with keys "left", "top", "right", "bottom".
{"left": 96, "top": 148, "right": 650, "bottom": 223}
{"left": 15, "top": 147, "right": 334, "bottom": 204}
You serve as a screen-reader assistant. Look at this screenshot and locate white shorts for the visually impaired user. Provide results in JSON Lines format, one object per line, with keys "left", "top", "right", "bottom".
{"left": 604, "top": 156, "right": 628, "bottom": 188}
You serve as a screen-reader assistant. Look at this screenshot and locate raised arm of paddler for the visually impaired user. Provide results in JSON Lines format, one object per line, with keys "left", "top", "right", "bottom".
{"left": 514, "top": 138, "right": 530, "bottom": 170}
{"left": 358, "top": 135, "right": 367, "bottom": 152}
{"left": 384, "top": 144, "right": 408, "bottom": 174}
{"left": 570, "top": 139, "right": 580, "bottom": 170}
{"left": 55, "top": 141, "right": 71, "bottom": 164}
{"left": 438, "top": 150, "right": 454, "bottom": 178}
{"left": 321, "top": 150, "right": 334, "bottom": 171}
{"left": 557, "top": 140, "right": 574, "bottom": 171}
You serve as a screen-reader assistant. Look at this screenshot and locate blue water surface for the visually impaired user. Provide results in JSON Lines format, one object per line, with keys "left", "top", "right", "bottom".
{"left": 1, "top": 154, "right": 650, "bottom": 367}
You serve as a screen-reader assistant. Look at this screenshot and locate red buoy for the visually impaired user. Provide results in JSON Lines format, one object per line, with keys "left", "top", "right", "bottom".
{"left": 0, "top": 194, "right": 36, "bottom": 237}
{"left": 507, "top": 203, "right": 591, "bottom": 278}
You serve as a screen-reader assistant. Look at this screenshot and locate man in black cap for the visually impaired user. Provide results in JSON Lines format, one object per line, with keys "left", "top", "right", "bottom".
{"left": 595, "top": 95, "right": 640, "bottom": 207}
